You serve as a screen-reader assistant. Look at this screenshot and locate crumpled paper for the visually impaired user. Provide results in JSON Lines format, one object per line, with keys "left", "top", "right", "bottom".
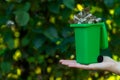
{"left": 69, "top": 8, "right": 102, "bottom": 24}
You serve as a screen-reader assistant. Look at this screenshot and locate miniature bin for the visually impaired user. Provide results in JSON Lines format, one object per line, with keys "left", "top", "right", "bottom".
{"left": 70, "top": 22, "right": 108, "bottom": 64}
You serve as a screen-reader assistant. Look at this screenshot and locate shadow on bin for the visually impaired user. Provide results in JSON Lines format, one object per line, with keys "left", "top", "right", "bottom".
{"left": 70, "top": 22, "right": 108, "bottom": 64}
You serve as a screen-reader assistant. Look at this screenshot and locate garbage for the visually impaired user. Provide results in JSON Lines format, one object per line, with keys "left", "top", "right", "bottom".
{"left": 69, "top": 8, "right": 102, "bottom": 24}
{"left": 6, "top": 20, "right": 15, "bottom": 27}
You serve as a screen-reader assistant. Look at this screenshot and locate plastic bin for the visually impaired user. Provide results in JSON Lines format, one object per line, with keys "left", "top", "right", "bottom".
{"left": 70, "top": 22, "right": 108, "bottom": 64}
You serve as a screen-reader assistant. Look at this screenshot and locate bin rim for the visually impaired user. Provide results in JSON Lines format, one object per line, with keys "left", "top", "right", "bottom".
{"left": 70, "top": 22, "right": 104, "bottom": 28}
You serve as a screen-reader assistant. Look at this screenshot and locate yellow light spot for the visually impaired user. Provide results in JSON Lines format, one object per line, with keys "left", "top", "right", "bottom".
{"left": 11, "top": 26, "right": 16, "bottom": 32}
{"left": 116, "top": 75, "right": 120, "bottom": 79}
{"left": 106, "top": 19, "right": 112, "bottom": 30}
{"left": 37, "top": 21, "right": 42, "bottom": 26}
{"left": 90, "top": 6, "right": 96, "bottom": 13}
{"left": 7, "top": 73, "right": 18, "bottom": 79}
{"left": 106, "top": 19, "right": 112, "bottom": 25}
{"left": 109, "top": 9, "right": 114, "bottom": 15}
{"left": 108, "top": 36, "right": 111, "bottom": 42}
{"left": 88, "top": 77, "right": 92, "bottom": 80}
{"left": 49, "top": 76, "right": 54, "bottom": 80}
{"left": 17, "top": 68, "right": 21, "bottom": 76}
{"left": 14, "top": 38, "right": 19, "bottom": 48}
{"left": 113, "top": 55, "right": 118, "bottom": 61}
{"left": 12, "top": 74, "right": 18, "bottom": 79}
{"left": 95, "top": 72, "right": 99, "bottom": 78}
{"left": 108, "top": 24, "right": 112, "bottom": 30}
{"left": 90, "top": 6, "right": 102, "bottom": 13}
{"left": 55, "top": 55, "right": 59, "bottom": 58}
{"left": 70, "top": 55, "right": 75, "bottom": 59}
{"left": 70, "top": 14, "right": 74, "bottom": 20}
{"left": 56, "top": 77, "right": 62, "bottom": 80}
{"left": 1, "top": 25, "right": 6, "bottom": 29}
{"left": 60, "top": 4, "right": 65, "bottom": 9}
{"left": 77, "top": 4, "right": 84, "bottom": 11}
{"left": 107, "top": 75, "right": 115, "bottom": 80}
{"left": 0, "top": 44, "right": 6, "bottom": 49}
{"left": 0, "top": 37, "right": 3, "bottom": 43}
{"left": 112, "top": 28, "right": 116, "bottom": 34}
{"left": 13, "top": 50, "right": 22, "bottom": 61}
{"left": 7, "top": 73, "right": 12, "bottom": 78}
{"left": 47, "top": 66, "right": 52, "bottom": 73}
{"left": 49, "top": 16, "right": 55, "bottom": 24}
{"left": 14, "top": 31, "right": 20, "bottom": 38}
{"left": 35, "top": 67, "right": 42, "bottom": 74}
{"left": 56, "top": 41, "right": 61, "bottom": 45}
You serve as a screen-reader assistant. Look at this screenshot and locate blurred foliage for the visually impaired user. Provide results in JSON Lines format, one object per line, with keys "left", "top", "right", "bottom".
{"left": 0, "top": 0, "right": 120, "bottom": 80}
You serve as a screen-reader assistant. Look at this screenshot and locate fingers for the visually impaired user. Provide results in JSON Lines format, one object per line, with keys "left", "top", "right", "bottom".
{"left": 59, "top": 60, "right": 76, "bottom": 66}
{"left": 68, "top": 63, "right": 90, "bottom": 69}
{"left": 60, "top": 60, "right": 76, "bottom": 64}
{"left": 59, "top": 60, "right": 91, "bottom": 69}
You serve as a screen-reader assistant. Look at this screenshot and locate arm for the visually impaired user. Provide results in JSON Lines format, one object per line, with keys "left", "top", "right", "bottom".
{"left": 60, "top": 56, "right": 120, "bottom": 75}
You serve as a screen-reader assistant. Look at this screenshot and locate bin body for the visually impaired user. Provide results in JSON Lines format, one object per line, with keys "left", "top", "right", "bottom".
{"left": 70, "top": 23, "right": 103, "bottom": 64}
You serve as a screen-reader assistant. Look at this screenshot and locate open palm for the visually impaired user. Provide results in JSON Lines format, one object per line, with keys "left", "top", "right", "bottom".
{"left": 60, "top": 56, "right": 120, "bottom": 75}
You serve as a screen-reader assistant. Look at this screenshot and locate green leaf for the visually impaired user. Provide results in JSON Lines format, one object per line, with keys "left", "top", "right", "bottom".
{"left": 104, "top": 0, "right": 114, "bottom": 8}
{"left": 1, "top": 62, "right": 11, "bottom": 73}
{"left": 43, "top": 27, "right": 59, "bottom": 42}
{"left": 61, "top": 27, "right": 72, "bottom": 38}
{"left": 16, "top": 0, "right": 22, "bottom": 3}
{"left": 27, "top": 57, "right": 35, "bottom": 63}
{"left": 6, "top": 38, "right": 14, "bottom": 50}
{"left": 0, "top": 49, "right": 6, "bottom": 55}
{"left": 114, "top": 18, "right": 120, "bottom": 25}
{"left": 48, "top": 2, "right": 60, "bottom": 14}
{"left": 47, "top": 27, "right": 59, "bottom": 38}
{"left": 38, "top": 55, "right": 44, "bottom": 63}
{"left": 114, "top": 7, "right": 120, "bottom": 16}
{"left": 48, "top": 0, "right": 53, "bottom": 2}
{"left": 21, "top": 2, "right": 31, "bottom": 11}
{"left": 63, "top": 0, "right": 75, "bottom": 9}
{"left": 46, "top": 46, "right": 56, "bottom": 56}
{"left": 14, "top": 2, "right": 30, "bottom": 12}
{"left": 14, "top": 11, "right": 30, "bottom": 26}
{"left": 33, "top": 37, "right": 45, "bottom": 49}
{"left": 6, "top": 4, "right": 14, "bottom": 15}
{"left": 61, "top": 8, "right": 71, "bottom": 20}
{"left": 21, "top": 37, "right": 30, "bottom": 47}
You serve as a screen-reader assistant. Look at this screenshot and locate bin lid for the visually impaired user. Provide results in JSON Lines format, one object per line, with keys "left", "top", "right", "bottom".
{"left": 70, "top": 23, "right": 102, "bottom": 28}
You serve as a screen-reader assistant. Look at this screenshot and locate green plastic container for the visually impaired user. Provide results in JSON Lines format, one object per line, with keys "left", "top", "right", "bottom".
{"left": 70, "top": 22, "right": 108, "bottom": 64}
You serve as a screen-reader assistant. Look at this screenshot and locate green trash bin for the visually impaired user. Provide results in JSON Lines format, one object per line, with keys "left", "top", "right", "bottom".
{"left": 70, "top": 22, "right": 108, "bottom": 64}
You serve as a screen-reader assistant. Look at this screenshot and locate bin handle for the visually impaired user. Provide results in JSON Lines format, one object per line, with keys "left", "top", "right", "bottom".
{"left": 100, "top": 22, "right": 108, "bottom": 49}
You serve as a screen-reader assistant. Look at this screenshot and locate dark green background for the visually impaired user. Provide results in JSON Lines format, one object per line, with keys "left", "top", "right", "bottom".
{"left": 0, "top": 0, "right": 120, "bottom": 80}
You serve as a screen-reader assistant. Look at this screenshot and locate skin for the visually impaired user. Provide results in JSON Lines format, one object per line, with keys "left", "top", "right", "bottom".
{"left": 59, "top": 56, "right": 120, "bottom": 75}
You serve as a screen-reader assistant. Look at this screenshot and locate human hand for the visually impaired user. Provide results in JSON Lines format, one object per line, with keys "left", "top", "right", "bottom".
{"left": 60, "top": 56, "right": 120, "bottom": 75}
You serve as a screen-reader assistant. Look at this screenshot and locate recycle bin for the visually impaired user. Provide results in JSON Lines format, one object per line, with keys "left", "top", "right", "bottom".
{"left": 70, "top": 22, "right": 108, "bottom": 64}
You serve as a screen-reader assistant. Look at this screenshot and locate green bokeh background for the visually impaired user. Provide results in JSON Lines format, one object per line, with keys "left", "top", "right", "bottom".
{"left": 0, "top": 0, "right": 120, "bottom": 80}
